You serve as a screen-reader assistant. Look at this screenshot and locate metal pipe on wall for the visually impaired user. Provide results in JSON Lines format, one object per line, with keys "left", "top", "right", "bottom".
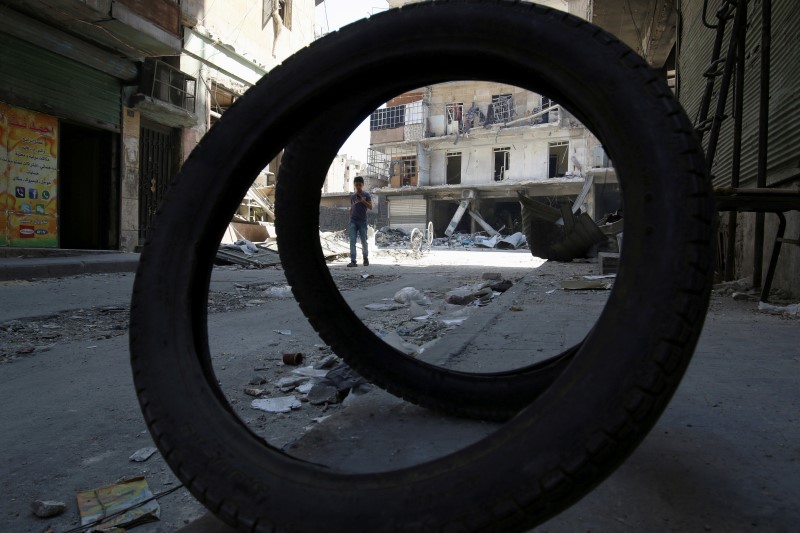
{"left": 753, "top": 0, "right": 772, "bottom": 287}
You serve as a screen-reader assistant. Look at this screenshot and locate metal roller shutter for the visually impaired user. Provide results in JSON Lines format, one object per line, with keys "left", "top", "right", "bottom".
{"left": 0, "top": 32, "right": 121, "bottom": 131}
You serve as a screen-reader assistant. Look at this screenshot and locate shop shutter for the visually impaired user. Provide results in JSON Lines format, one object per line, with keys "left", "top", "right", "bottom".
{"left": 678, "top": 0, "right": 800, "bottom": 188}
{"left": 388, "top": 196, "right": 427, "bottom": 233}
{"left": 0, "top": 32, "right": 121, "bottom": 131}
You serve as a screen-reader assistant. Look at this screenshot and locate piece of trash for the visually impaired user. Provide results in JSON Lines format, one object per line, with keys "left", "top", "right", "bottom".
{"left": 441, "top": 318, "right": 467, "bottom": 326}
{"left": 129, "top": 447, "right": 158, "bottom": 462}
{"left": 361, "top": 274, "right": 373, "bottom": 279}
{"left": 31, "top": 500, "right": 66, "bottom": 518}
{"left": 251, "top": 396, "right": 302, "bottom": 413}
{"left": 561, "top": 279, "right": 613, "bottom": 290}
{"left": 364, "top": 302, "right": 405, "bottom": 311}
{"left": 546, "top": 289, "right": 556, "bottom": 294}
{"left": 282, "top": 352, "right": 304, "bottom": 365}
{"left": 393, "top": 287, "right": 431, "bottom": 305}
{"left": 265, "top": 285, "right": 293, "bottom": 298}
{"left": 510, "top": 305, "right": 523, "bottom": 312}
{"left": 77, "top": 476, "right": 160, "bottom": 531}
{"left": 244, "top": 387, "right": 264, "bottom": 397}
{"left": 312, "top": 415, "right": 331, "bottom": 424}
{"left": 273, "top": 330, "right": 292, "bottom": 336}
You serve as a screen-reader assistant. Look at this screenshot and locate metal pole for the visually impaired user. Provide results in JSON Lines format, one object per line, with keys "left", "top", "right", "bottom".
{"left": 753, "top": 0, "right": 771, "bottom": 288}
{"left": 725, "top": 0, "right": 747, "bottom": 281}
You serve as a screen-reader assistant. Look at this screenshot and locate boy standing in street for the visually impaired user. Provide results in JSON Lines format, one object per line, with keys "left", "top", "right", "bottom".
{"left": 348, "top": 176, "right": 373, "bottom": 267}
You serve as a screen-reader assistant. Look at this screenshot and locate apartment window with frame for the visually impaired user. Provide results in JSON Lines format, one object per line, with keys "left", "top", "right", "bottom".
{"left": 370, "top": 104, "right": 406, "bottom": 130}
{"left": 399, "top": 156, "right": 417, "bottom": 186}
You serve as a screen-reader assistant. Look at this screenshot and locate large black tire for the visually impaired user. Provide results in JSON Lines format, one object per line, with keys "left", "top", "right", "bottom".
{"left": 130, "top": 2, "right": 714, "bottom": 531}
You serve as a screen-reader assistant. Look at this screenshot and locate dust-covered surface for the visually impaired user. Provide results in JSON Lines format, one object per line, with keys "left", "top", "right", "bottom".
{"left": 2, "top": 251, "right": 798, "bottom": 533}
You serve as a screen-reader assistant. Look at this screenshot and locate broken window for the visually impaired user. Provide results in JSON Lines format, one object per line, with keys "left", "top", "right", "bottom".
{"left": 370, "top": 104, "right": 406, "bottom": 130}
{"left": 548, "top": 141, "right": 569, "bottom": 178}
{"left": 446, "top": 102, "right": 463, "bottom": 124}
{"left": 208, "top": 82, "right": 237, "bottom": 127}
{"left": 390, "top": 156, "right": 417, "bottom": 186}
{"left": 263, "top": 0, "right": 291, "bottom": 29}
{"left": 446, "top": 152, "right": 462, "bottom": 185}
{"left": 488, "top": 94, "right": 515, "bottom": 124}
{"left": 493, "top": 147, "right": 510, "bottom": 181}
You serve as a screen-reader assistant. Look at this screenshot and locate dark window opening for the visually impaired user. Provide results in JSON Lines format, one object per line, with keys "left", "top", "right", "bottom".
{"left": 446, "top": 152, "right": 461, "bottom": 185}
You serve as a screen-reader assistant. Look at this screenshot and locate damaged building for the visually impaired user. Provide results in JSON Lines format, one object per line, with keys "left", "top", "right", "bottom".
{"left": 364, "top": 82, "right": 619, "bottom": 239}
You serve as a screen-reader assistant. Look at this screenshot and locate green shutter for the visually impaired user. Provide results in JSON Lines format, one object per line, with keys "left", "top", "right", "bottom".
{"left": 0, "top": 32, "right": 121, "bottom": 131}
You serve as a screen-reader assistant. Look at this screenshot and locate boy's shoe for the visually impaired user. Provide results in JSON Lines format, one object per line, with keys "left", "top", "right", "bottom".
{"left": 363, "top": 259, "right": 369, "bottom": 266}
{"left": 347, "top": 262, "right": 357, "bottom": 267}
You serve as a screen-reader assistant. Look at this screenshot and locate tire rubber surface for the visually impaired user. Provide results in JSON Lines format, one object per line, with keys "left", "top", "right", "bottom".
{"left": 130, "top": 2, "right": 714, "bottom": 531}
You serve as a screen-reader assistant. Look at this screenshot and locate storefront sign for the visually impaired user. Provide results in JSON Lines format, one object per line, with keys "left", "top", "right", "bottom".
{"left": 0, "top": 102, "right": 59, "bottom": 247}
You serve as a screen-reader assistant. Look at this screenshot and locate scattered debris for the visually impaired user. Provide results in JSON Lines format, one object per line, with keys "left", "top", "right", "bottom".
{"left": 314, "top": 355, "right": 338, "bottom": 369}
{"left": 276, "top": 376, "right": 309, "bottom": 392}
{"left": 129, "top": 447, "right": 158, "bottom": 462}
{"left": 561, "top": 278, "right": 614, "bottom": 290}
{"left": 76, "top": 477, "right": 160, "bottom": 531}
{"left": 365, "top": 302, "right": 406, "bottom": 311}
{"left": 758, "top": 301, "right": 800, "bottom": 318}
{"left": 445, "top": 286, "right": 493, "bottom": 305}
{"left": 244, "top": 387, "right": 265, "bottom": 397}
{"left": 215, "top": 239, "right": 281, "bottom": 269}
{"left": 31, "top": 500, "right": 66, "bottom": 519}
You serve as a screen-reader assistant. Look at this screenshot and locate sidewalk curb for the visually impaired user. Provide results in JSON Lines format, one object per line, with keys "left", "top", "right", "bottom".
{"left": 0, "top": 254, "right": 140, "bottom": 281}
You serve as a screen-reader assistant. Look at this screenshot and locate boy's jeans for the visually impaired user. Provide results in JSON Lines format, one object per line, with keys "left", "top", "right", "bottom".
{"left": 349, "top": 220, "right": 368, "bottom": 263}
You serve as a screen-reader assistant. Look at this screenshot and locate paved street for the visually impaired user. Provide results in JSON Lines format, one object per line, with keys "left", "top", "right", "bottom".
{"left": 1, "top": 248, "right": 798, "bottom": 532}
